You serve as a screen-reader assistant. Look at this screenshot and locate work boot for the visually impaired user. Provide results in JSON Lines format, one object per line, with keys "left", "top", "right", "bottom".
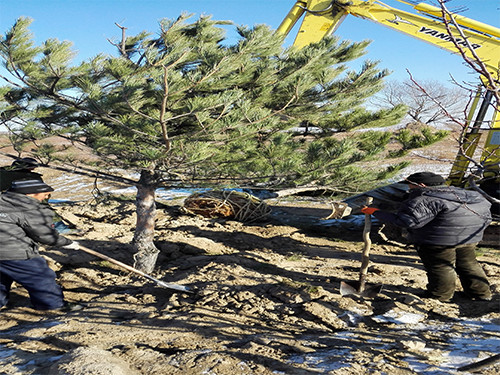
{"left": 470, "top": 295, "right": 492, "bottom": 301}
{"left": 417, "top": 290, "right": 452, "bottom": 303}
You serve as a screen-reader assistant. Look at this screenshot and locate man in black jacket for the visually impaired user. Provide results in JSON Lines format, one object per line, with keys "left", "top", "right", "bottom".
{"left": 0, "top": 179, "right": 80, "bottom": 311}
{"left": 362, "top": 172, "right": 492, "bottom": 302}
{"left": 0, "top": 158, "right": 72, "bottom": 233}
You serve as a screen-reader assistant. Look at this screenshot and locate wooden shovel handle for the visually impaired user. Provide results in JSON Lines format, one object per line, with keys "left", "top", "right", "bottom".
{"left": 78, "top": 245, "right": 192, "bottom": 293}
{"left": 358, "top": 197, "right": 373, "bottom": 292}
{"left": 79, "top": 244, "right": 151, "bottom": 279}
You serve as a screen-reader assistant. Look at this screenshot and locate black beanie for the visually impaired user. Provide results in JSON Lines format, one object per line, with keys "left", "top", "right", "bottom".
{"left": 9, "top": 179, "right": 54, "bottom": 194}
{"left": 11, "top": 157, "right": 40, "bottom": 170}
{"left": 404, "top": 172, "right": 446, "bottom": 186}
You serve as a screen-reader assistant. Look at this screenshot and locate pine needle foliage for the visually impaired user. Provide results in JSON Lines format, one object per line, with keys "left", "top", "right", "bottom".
{"left": 389, "top": 126, "right": 449, "bottom": 158}
{"left": 1, "top": 15, "right": 413, "bottom": 192}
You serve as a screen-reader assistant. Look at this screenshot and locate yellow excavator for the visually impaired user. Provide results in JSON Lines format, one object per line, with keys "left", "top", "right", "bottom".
{"left": 277, "top": 0, "right": 500, "bottom": 204}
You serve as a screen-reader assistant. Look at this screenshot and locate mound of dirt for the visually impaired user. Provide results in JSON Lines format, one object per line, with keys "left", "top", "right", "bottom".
{"left": 1, "top": 193, "right": 499, "bottom": 374}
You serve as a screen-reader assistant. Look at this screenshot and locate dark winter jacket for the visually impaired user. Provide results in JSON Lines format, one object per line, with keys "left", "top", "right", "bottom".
{"left": 373, "top": 186, "right": 492, "bottom": 246}
{"left": 0, "top": 192, "right": 72, "bottom": 260}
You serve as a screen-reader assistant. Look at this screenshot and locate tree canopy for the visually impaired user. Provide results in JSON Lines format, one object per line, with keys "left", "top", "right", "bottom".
{"left": 1, "top": 15, "right": 413, "bottom": 192}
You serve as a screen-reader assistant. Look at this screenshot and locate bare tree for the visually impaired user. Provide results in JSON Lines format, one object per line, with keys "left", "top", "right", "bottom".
{"left": 373, "top": 79, "right": 467, "bottom": 126}
{"left": 437, "top": 1, "right": 499, "bottom": 105}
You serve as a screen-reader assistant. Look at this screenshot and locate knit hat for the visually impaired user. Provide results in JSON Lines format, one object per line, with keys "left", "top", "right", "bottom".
{"left": 9, "top": 179, "right": 54, "bottom": 194}
{"left": 403, "top": 172, "right": 446, "bottom": 186}
{"left": 11, "top": 157, "right": 40, "bottom": 170}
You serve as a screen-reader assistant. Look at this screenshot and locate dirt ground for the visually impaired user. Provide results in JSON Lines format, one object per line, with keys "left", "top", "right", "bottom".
{"left": 0, "top": 170, "right": 499, "bottom": 374}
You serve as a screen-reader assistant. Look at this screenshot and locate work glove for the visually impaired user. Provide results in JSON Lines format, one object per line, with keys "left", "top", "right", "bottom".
{"left": 62, "top": 241, "right": 80, "bottom": 250}
{"left": 361, "top": 206, "right": 379, "bottom": 215}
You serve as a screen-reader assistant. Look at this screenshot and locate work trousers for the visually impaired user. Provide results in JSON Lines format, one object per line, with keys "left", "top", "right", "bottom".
{"left": 416, "top": 243, "right": 491, "bottom": 301}
{"left": 0, "top": 257, "right": 65, "bottom": 310}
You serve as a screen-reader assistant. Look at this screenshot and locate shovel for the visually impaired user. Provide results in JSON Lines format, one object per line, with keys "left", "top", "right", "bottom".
{"left": 340, "top": 197, "right": 382, "bottom": 298}
{"left": 78, "top": 245, "right": 192, "bottom": 293}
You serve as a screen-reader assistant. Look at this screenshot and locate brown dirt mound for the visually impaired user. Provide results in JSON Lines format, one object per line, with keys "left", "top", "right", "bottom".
{"left": 1, "top": 196, "right": 499, "bottom": 374}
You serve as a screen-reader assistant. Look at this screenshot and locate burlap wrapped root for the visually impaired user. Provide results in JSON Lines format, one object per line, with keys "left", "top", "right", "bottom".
{"left": 181, "top": 190, "right": 271, "bottom": 222}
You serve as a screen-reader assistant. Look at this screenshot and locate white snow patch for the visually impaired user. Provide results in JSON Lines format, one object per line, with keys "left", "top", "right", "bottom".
{"left": 286, "top": 317, "right": 500, "bottom": 374}
{"left": 372, "top": 309, "right": 426, "bottom": 324}
{"left": 403, "top": 318, "right": 500, "bottom": 374}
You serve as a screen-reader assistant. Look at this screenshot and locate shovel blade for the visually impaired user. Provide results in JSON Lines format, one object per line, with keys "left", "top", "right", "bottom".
{"left": 153, "top": 279, "right": 193, "bottom": 293}
{"left": 139, "top": 272, "right": 193, "bottom": 293}
{"left": 340, "top": 281, "right": 383, "bottom": 298}
{"left": 340, "top": 281, "right": 359, "bottom": 297}
{"left": 362, "top": 284, "right": 383, "bottom": 298}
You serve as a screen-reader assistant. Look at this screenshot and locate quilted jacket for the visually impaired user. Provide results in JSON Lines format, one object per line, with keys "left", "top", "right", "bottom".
{"left": 0, "top": 192, "right": 72, "bottom": 260}
{"left": 373, "top": 186, "right": 492, "bottom": 246}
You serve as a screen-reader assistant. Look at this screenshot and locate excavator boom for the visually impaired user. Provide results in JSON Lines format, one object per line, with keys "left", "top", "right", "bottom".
{"left": 278, "top": 0, "right": 500, "bottom": 81}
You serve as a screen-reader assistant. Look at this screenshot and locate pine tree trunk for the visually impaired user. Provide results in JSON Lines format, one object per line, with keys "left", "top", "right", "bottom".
{"left": 132, "top": 170, "right": 160, "bottom": 273}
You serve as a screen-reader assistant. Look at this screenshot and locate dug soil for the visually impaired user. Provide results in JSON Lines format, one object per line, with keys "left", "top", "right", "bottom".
{"left": 0, "top": 167, "right": 499, "bottom": 374}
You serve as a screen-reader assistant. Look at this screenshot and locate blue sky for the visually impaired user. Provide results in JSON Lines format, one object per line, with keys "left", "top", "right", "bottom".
{"left": 1, "top": 0, "right": 499, "bottom": 86}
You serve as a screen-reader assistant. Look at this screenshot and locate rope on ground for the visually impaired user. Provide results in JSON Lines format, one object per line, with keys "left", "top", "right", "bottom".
{"left": 181, "top": 190, "right": 272, "bottom": 222}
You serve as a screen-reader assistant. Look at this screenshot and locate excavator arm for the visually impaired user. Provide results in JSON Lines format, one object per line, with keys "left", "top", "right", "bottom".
{"left": 278, "top": 0, "right": 500, "bottom": 188}
{"left": 278, "top": 0, "right": 500, "bottom": 81}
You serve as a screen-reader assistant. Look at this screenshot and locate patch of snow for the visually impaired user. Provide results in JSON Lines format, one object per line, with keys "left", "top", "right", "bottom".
{"left": 372, "top": 309, "right": 426, "bottom": 324}
{"left": 0, "top": 320, "right": 64, "bottom": 372}
{"left": 286, "top": 317, "right": 499, "bottom": 374}
{"left": 156, "top": 187, "right": 209, "bottom": 200}
{"left": 338, "top": 311, "right": 365, "bottom": 326}
{"left": 288, "top": 348, "right": 352, "bottom": 372}
{"left": 403, "top": 318, "right": 500, "bottom": 374}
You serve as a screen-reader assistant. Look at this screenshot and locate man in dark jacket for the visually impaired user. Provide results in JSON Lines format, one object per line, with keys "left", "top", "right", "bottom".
{"left": 0, "top": 179, "right": 80, "bottom": 311}
{"left": 362, "top": 172, "right": 492, "bottom": 302}
{"left": 1, "top": 158, "right": 72, "bottom": 233}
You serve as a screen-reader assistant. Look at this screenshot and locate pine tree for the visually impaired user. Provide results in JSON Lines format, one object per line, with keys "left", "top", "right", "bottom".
{"left": 1, "top": 15, "right": 412, "bottom": 272}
